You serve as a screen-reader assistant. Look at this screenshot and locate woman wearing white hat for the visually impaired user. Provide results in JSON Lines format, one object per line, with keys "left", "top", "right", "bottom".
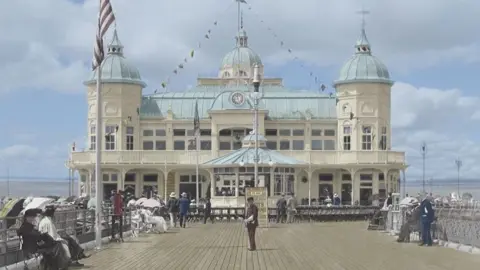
{"left": 166, "top": 192, "right": 179, "bottom": 227}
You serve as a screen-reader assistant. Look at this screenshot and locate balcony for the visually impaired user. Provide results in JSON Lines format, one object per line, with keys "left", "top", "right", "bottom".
{"left": 69, "top": 150, "right": 405, "bottom": 167}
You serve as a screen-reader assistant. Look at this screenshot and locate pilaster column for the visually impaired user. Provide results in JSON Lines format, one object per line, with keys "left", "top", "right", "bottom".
{"left": 349, "top": 168, "right": 359, "bottom": 205}
{"left": 235, "top": 171, "right": 239, "bottom": 197}
{"left": 382, "top": 169, "right": 390, "bottom": 193}
{"left": 211, "top": 124, "right": 219, "bottom": 158}
{"left": 162, "top": 170, "right": 168, "bottom": 199}
{"left": 210, "top": 170, "right": 215, "bottom": 197}
{"left": 307, "top": 170, "right": 313, "bottom": 206}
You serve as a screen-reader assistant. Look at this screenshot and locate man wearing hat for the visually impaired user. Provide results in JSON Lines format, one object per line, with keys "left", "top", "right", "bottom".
{"left": 276, "top": 194, "right": 287, "bottom": 223}
{"left": 419, "top": 195, "right": 435, "bottom": 246}
{"left": 245, "top": 197, "right": 258, "bottom": 251}
{"left": 112, "top": 190, "right": 124, "bottom": 242}
{"left": 167, "top": 192, "right": 179, "bottom": 227}
{"left": 17, "top": 208, "right": 44, "bottom": 256}
{"left": 178, "top": 192, "right": 191, "bottom": 228}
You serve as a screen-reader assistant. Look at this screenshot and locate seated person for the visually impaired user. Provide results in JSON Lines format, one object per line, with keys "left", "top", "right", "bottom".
{"left": 39, "top": 205, "right": 89, "bottom": 267}
{"left": 18, "top": 208, "right": 70, "bottom": 269}
{"left": 17, "top": 208, "right": 44, "bottom": 257}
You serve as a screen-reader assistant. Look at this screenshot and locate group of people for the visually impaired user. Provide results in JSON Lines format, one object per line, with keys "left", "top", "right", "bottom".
{"left": 396, "top": 195, "right": 435, "bottom": 246}
{"left": 275, "top": 193, "right": 298, "bottom": 223}
{"left": 17, "top": 205, "right": 89, "bottom": 268}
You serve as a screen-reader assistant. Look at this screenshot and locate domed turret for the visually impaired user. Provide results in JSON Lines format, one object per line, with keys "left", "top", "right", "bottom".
{"left": 218, "top": 28, "right": 263, "bottom": 79}
{"left": 333, "top": 27, "right": 392, "bottom": 87}
{"left": 84, "top": 30, "right": 146, "bottom": 87}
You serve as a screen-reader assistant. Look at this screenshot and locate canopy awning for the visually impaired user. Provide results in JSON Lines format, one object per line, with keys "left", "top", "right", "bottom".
{"left": 203, "top": 147, "right": 306, "bottom": 167}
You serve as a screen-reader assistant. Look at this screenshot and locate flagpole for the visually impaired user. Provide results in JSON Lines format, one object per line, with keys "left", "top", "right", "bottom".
{"left": 95, "top": 59, "right": 103, "bottom": 249}
{"left": 196, "top": 134, "right": 200, "bottom": 205}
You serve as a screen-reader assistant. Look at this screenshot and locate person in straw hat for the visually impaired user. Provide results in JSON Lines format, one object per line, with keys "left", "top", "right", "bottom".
{"left": 167, "top": 192, "right": 179, "bottom": 228}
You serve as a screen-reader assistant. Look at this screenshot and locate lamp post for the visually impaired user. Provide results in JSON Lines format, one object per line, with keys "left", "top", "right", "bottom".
{"left": 250, "top": 64, "right": 263, "bottom": 185}
{"left": 455, "top": 158, "right": 462, "bottom": 198}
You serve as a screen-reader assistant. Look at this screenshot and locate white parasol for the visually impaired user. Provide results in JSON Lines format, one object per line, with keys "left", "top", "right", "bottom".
{"left": 135, "top": 197, "right": 148, "bottom": 206}
{"left": 21, "top": 197, "right": 55, "bottom": 214}
{"left": 399, "top": 197, "right": 419, "bottom": 206}
{"left": 141, "top": 198, "right": 161, "bottom": 208}
{"left": 87, "top": 197, "right": 96, "bottom": 209}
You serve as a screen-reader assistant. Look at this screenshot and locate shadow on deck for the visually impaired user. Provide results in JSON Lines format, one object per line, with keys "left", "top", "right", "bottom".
{"left": 79, "top": 222, "right": 480, "bottom": 270}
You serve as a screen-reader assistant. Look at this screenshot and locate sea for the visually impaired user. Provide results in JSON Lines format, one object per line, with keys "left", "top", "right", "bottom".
{"left": 1, "top": 178, "right": 479, "bottom": 199}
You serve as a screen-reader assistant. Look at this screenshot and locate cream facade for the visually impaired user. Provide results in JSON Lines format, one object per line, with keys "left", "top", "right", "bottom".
{"left": 67, "top": 26, "right": 406, "bottom": 206}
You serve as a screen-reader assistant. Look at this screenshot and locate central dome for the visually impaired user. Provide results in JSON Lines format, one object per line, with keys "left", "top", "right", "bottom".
{"left": 218, "top": 28, "right": 263, "bottom": 78}
{"left": 221, "top": 47, "right": 262, "bottom": 69}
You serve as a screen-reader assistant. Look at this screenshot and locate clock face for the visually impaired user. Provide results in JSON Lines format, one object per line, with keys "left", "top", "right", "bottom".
{"left": 231, "top": 92, "right": 245, "bottom": 106}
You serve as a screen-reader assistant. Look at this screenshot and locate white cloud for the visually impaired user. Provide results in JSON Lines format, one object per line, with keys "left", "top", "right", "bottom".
{"left": 1, "top": 0, "right": 480, "bottom": 93}
{"left": 391, "top": 82, "right": 480, "bottom": 180}
{"left": 0, "top": 145, "right": 38, "bottom": 159}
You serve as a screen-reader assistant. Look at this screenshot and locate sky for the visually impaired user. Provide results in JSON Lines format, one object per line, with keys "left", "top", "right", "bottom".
{"left": 1, "top": 0, "right": 480, "bottom": 185}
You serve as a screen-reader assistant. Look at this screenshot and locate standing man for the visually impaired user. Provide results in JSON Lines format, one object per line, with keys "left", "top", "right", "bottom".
{"left": 419, "top": 196, "right": 434, "bottom": 246}
{"left": 245, "top": 197, "right": 258, "bottom": 251}
{"left": 203, "top": 197, "right": 214, "bottom": 224}
{"left": 112, "top": 190, "right": 124, "bottom": 242}
{"left": 167, "top": 192, "right": 179, "bottom": 228}
{"left": 178, "top": 192, "right": 191, "bottom": 228}
{"left": 286, "top": 193, "right": 298, "bottom": 223}
{"left": 276, "top": 194, "right": 287, "bottom": 223}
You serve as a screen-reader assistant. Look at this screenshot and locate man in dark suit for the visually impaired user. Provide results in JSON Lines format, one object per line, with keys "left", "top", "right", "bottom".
{"left": 245, "top": 197, "right": 258, "bottom": 251}
{"left": 276, "top": 194, "right": 287, "bottom": 223}
{"left": 203, "top": 198, "right": 214, "bottom": 224}
{"left": 419, "top": 196, "right": 434, "bottom": 246}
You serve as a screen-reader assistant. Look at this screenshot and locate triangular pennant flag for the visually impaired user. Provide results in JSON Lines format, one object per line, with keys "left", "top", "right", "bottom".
{"left": 161, "top": 82, "right": 167, "bottom": 88}
{"left": 173, "top": 69, "right": 178, "bottom": 74}
{"left": 288, "top": 49, "right": 292, "bottom": 53}
{"left": 280, "top": 41, "right": 284, "bottom": 46}
{"left": 190, "top": 50, "right": 195, "bottom": 58}
{"left": 197, "top": 42, "right": 201, "bottom": 48}
{"left": 184, "top": 58, "right": 188, "bottom": 63}
{"left": 214, "top": 21, "right": 217, "bottom": 25}
{"left": 178, "top": 64, "right": 184, "bottom": 69}
{"left": 208, "top": 29, "right": 211, "bottom": 34}
{"left": 204, "top": 34, "right": 210, "bottom": 39}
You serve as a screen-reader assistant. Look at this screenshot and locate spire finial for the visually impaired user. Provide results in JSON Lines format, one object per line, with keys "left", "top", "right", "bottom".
{"left": 108, "top": 28, "right": 124, "bottom": 56}
{"left": 240, "top": 10, "right": 244, "bottom": 29}
{"left": 357, "top": 7, "right": 370, "bottom": 32}
{"left": 354, "top": 7, "right": 371, "bottom": 54}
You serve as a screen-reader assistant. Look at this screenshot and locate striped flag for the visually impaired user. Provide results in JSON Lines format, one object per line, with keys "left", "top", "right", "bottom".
{"left": 92, "top": 0, "right": 116, "bottom": 70}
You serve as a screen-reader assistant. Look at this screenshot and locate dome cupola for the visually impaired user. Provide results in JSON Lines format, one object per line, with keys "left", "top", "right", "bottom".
{"left": 333, "top": 24, "right": 393, "bottom": 87}
{"left": 84, "top": 29, "right": 146, "bottom": 87}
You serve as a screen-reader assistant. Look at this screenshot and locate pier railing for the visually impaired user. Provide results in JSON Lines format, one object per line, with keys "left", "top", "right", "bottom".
{"left": 384, "top": 205, "right": 480, "bottom": 253}
{"left": 154, "top": 205, "right": 378, "bottom": 223}
{"left": 0, "top": 208, "right": 132, "bottom": 268}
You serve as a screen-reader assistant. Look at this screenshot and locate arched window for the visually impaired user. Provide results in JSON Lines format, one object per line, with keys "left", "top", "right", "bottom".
{"left": 238, "top": 70, "right": 247, "bottom": 77}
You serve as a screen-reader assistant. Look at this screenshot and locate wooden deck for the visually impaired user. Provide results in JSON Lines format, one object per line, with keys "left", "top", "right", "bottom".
{"left": 79, "top": 222, "right": 480, "bottom": 269}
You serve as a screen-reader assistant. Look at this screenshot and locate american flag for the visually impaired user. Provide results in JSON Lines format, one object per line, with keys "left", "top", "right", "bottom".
{"left": 92, "top": 0, "right": 116, "bottom": 70}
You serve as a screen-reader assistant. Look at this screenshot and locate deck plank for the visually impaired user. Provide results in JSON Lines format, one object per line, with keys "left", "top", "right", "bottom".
{"left": 78, "top": 222, "right": 480, "bottom": 270}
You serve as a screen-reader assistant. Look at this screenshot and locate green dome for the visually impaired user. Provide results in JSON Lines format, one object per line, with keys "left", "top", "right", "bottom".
{"left": 84, "top": 30, "right": 146, "bottom": 87}
{"left": 221, "top": 47, "right": 262, "bottom": 69}
{"left": 220, "top": 28, "right": 262, "bottom": 71}
{"left": 334, "top": 29, "right": 393, "bottom": 86}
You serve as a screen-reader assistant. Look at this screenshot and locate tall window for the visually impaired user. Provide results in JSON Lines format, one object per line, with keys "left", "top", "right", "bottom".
{"left": 343, "top": 126, "right": 351, "bottom": 150}
{"left": 380, "top": 126, "right": 387, "bottom": 150}
{"left": 126, "top": 127, "right": 134, "bottom": 150}
{"left": 273, "top": 167, "right": 295, "bottom": 195}
{"left": 362, "top": 126, "right": 372, "bottom": 150}
{"left": 89, "top": 126, "right": 96, "bottom": 150}
{"left": 105, "top": 125, "right": 116, "bottom": 150}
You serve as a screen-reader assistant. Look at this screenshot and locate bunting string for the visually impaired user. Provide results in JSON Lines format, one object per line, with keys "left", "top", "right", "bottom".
{"left": 244, "top": 3, "right": 330, "bottom": 94}
{"left": 160, "top": 3, "right": 236, "bottom": 90}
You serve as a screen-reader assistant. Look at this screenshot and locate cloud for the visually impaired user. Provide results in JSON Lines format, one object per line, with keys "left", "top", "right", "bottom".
{"left": 391, "top": 82, "right": 480, "bottom": 180}
{"left": 1, "top": 0, "right": 480, "bottom": 93}
{"left": 0, "top": 145, "right": 38, "bottom": 159}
